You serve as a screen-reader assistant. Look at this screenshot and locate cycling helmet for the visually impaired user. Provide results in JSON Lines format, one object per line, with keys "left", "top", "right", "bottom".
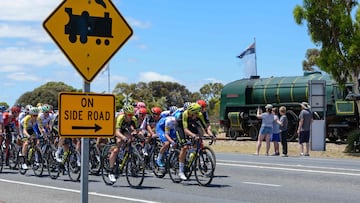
{"left": 25, "top": 104, "right": 33, "bottom": 112}
{"left": 187, "top": 103, "right": 201, "bottom": 114}
{"left": 36, "top": 102, "right": 43, "bottom": 107}
{"left": 11, "top": 105, "right": 21, "bottom": 113}
{"left": 151, "top": 107, "right": 162, "bottom": 115}
{"left": 0, "top": 106, "right": 5, "bottom": 112}
{"left": 136, "top": 102, "right": 146, "bottom": 108}
{"left": 139, "top": 107, "right": 147, "bottom": 114}
{"left": 29, "top": 107, "right": 39, "bottom": 115}
{"left": 169, "top": 106, "right": 178, "bottom": 114}
{"left": 197, "top": 100, "right": 207, "bottom": 108}
{"left": 123, "top": 105, "right": 134, "bottom": 114}
{"left": 42, "top": 104, "right": 51, "bottom": 113}
{"left": 183, "top": 102, "right": 192, "bottom": 110}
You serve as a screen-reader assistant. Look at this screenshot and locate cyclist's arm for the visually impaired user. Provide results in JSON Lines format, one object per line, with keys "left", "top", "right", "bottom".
{"left": 196, "top": 112, "right": 213, "bottom": 136}
{"left": 37, "top": 115, "right": 46, "bottom": 133}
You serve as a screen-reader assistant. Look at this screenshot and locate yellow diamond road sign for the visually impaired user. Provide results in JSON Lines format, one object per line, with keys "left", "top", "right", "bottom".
{"left": 59, "top": 92, "right": 115, "bottom": 138}
{"left": 43, "top": 0, "right": 133, "bottom": 82}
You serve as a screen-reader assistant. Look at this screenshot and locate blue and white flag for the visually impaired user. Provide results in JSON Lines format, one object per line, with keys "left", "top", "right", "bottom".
{"left": 237, "top": 42, "right": 255, "bottom": 58}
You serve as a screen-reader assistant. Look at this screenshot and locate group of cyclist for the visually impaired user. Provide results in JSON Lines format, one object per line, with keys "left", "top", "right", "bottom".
{"left": 0, "top": 103, "right": 57, "bottom": 169}
{"left": 1, "top": 98, "right": 215, "bottom": 183}
{"left": 105, "top": 99, "right": 214, "bottom": 182}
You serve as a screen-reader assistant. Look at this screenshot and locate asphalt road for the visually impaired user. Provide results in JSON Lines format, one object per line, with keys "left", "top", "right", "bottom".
{"left": 1, "top": 153, "right": 360, "bottom": 203}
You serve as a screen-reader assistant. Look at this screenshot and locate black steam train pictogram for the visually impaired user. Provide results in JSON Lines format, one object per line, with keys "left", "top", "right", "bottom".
{"left": 65, "top": 8, "right": 113, "bottom": 45}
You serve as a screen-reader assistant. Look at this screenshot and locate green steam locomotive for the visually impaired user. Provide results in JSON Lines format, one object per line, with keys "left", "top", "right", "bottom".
{"left": 219, "top": 72, "right": 359, "bottom": 142}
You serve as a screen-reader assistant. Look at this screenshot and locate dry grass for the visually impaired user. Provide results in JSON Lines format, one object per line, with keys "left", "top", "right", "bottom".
{"left": 204, "top": 133, "right": 360, "bottom": 159}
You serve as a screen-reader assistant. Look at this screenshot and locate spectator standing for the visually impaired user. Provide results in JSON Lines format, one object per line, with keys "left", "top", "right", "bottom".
{"left": 278, "top": 106, "right": 288, "bottom": 157}
{"left": 271, "top": 108, "right": 281, "bottom": 156}
{"left": 297, "top": 102, "right": 313, "bottom": 156}
{"left": 255, "top": 104, "right": 274, "bottom": 156}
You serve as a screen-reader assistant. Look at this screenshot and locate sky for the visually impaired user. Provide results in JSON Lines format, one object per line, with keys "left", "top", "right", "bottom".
{"left": 0, "top": 0, "right": 316, "bottom": 106}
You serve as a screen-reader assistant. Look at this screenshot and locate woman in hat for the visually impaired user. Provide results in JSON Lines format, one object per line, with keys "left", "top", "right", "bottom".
{"left": 254, "top": 104, "right": 274, "bottom": 156}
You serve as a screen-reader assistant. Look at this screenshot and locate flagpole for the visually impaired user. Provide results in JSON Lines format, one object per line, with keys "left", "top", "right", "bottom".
{"left": 254, "top": 37, "right": 257, "bottom": 76}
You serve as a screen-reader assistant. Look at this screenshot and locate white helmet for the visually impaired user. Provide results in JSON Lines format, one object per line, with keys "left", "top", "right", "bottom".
{"left": 29, "top": 107, "right": 39, "bottom": 115}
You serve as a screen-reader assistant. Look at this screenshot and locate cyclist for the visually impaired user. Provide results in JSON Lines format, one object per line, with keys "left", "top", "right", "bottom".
{"left": 177, "top": 103, "right": 211, "bottom": 180}
{"left": 143, "top": 107, "right": 162, "bottom": 138}
{"left": 0, "top": 106, "right": 5, "bottom": 160}
{"left": 21, "top": 106, "right": 41, "bottom": 169}
{"left": 37, "top": 104, "right": 52, "bottom": 135}
{"left": 139, "top": 106, "right": 162, "bottom": 156}
{"left": 18, "top": 104, "right": 32, "bottom": 137}
{"left": 108, "top": 104, "right": 138, "bottom": 182}
{"left": 160, "top": 105, "right": 178, "bottom": 118}
{"left": 155, "top": 115, "right": 177, "bottom": 168}
{"left": 197, "top": 100, "right": 214, "bottom": 137}
{"left": 2, "top": 105, "right": 21, "bottom": 165}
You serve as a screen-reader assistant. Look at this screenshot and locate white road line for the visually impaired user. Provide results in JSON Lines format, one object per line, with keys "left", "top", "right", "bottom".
{"left": 242, "top": 182, "right": 281, "bottom": 187}
{"left": 0, "top": 178, "right": 160, "bottom": 203}
{"left": 218, "top": 162, "right": 360, "bottom": 176}
{"left": 219, "top": 159, "right": 360, "bottom": 172}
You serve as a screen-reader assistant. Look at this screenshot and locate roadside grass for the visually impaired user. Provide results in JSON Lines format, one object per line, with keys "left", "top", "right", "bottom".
{"left": 205, "top": 136, "right": 360, "bottom": 159}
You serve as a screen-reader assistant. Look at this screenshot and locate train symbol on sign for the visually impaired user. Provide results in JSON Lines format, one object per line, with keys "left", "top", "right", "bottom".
{"left": 65, "top": 8, "right": 113, "bottom": 45}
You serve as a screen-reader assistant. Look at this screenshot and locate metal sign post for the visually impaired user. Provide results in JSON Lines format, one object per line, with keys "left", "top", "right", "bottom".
{"left": 81, "top": 81, "right": 90, "bottom": 203}
{"left": 43, "top": 1, "right": 133, "bottom": 202}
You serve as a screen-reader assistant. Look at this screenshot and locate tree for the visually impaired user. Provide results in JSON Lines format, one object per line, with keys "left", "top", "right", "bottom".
{"left": 294, "top": 0, "right": 360, "bottom": 116}
{"left": 16, "top": 82, "right": 80, "bottom": 108}
{"left": 294, "top": 0, "right": 359, "bottom": 90}
{"left": 302, "top": 48, "right": 320, "bottom": 71}
{"left": 0, "top": 102, "right": 9, "bottom": 109}
{"left": 199, "top": 82, "right": 224, "bottom": 101}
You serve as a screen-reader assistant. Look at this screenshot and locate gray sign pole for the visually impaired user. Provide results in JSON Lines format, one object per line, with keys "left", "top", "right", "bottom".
{"left": 81, "top": 81, "right": 90, "bottom": 203}
{"left": 309, "top": 80, "right": 326, "bottom": 151}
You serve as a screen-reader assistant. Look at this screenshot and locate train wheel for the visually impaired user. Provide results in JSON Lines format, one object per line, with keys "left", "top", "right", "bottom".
{"left": 249, "top": 126, "right": 258, "bottom": 141}
{"left": 228, "top": 130, "right": 238, "bottom": 140}
{"left": 286, "top": 110, "right": 299, "bottom": 142}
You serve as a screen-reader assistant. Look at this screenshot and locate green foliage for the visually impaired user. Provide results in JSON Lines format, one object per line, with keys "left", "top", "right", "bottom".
{"left": 0, "top": 102, "right": 9, "bottom": 109}
{"left": 344, "top": 129, "right": 360, "bottom": 153}
{"left": 16, "top": 81, "right": 80, "bottom": 108}
{"left": 294, "top": 0, "right": 360, "bottom": 114}
{"left": 15, "top": 80, "right": 222, "bottom": 125}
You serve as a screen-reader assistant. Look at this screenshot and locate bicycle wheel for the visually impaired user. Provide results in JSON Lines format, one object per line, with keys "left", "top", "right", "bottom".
{"left": 18, "top": 155, "right": 27, "bottom": 175}
{"left": 125, "top": 152, "right": 145, "bottom": 188}
{"left": 194, "top": 150, "right": 214, "bottom": 186}
{"left": 46, "top": 146, "right": 60, "bottom": 179}
{"left": 202, "top": 146, "right": 216, "bottom": 169}
{"left": 150, "top": 145, "right": 166, "bottom": 178}
{"left": 31, "top": 148, "right": 44, "bottom": 177}
{"left": 89, "top": 144, "right": 101, "bottom": 175}
{"left": 101, "top": 146, "right": 116, "bottom": 185}
{"left": 8, "top": 143, "right": 19, "bottom": 170}
{"left": 167, "top": 149, "right": 182, "bottom": 183}
{"left": 184, "top": 150, "right": 195, "bottom": 180}
{"left": 0, "top": 148, "right": 3, "bottom": 172}
{"left": 66, "top": 151, "right": 81, "bottom": 182}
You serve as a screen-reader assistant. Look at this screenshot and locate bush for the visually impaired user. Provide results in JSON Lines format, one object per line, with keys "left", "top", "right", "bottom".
{"left": 344, "top": 129, "right": 360, "bottom": 153}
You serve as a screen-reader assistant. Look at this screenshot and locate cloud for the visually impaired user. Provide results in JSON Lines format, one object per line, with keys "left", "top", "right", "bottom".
{"left": 0, "top": 23, "right": 51, "bottom": 43}
{"left": 7, "top": 72, "right": 40, "bottom": 81}
{"left": 126, "top": 17, "right": 152, "bottom": 29}
{"left": 0, "top": 1, "right": 59, "bottom": 21}
{"left": 0, "top": 65, "right": 24, "bottom": 73}
{"left": 138, "top": 72, "right": 177, "bottom": 83}
{"left": 0, "top": 47, "right": 66, "bottom": 67}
